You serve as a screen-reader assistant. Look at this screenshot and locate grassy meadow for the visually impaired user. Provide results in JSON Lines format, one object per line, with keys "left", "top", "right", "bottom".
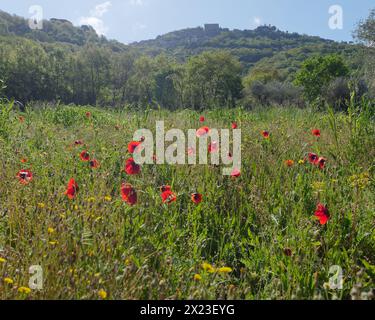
{"left": 0, "top": 102, "right": 374, "bottom": 300}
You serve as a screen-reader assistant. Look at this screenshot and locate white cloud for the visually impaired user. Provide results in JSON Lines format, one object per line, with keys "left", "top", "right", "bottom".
{"left": 79, "top": 17, "right": 108, "bottom": 36}
{"left": 253, "top": 17, "right": 262, "bottom": 27}
{"left": 91, "top": 1, "right": 112, "bottom": 17}
{"left": 79, "top": 1, "right": 112, "bottom": 36}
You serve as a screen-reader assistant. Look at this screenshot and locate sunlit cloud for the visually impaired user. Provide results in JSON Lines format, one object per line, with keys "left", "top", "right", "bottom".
{"left": 79, "top": 1, "right": 112, "bottom": 36}
{"left": 253, "top": 17, "right": 262, "bottom": 27}
{"left": 91, "top": 1, "right": 112, "bottom": 17}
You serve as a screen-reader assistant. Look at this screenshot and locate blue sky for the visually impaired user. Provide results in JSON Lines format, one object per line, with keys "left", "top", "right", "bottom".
{"left": 1, "top": 0, "right": 373, "bottom": 43}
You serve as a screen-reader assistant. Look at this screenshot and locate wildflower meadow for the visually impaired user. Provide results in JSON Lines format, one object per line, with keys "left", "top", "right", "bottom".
{"left": 0, "top": 101, "right": 374, "bottom": 300}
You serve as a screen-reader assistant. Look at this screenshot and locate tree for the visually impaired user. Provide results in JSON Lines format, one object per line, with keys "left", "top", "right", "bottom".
{"left": 354, "top": 9, "right": 375, "bottom": 95}
{"left": 294, "top": 54, "right": 349, "bottom": 103}
{"left": 354, "top": 9, "right": 375, "bottom": 46}
{"left": 185, "top": 51, "right": 243, "bottom": 109}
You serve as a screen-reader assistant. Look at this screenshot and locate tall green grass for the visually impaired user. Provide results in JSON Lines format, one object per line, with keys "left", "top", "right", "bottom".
{"left": 0, "top": 102, "right": 374, "bottom": 300}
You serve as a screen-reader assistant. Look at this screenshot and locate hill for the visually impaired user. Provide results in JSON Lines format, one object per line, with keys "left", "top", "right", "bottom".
{"left": 0, "top": 10, "right": 369, "bottom": 107}
{"left": 0, "top": 10, "right": 128, "bottom": 52}
{"left": 130, "top": 24, "right": 359, "bottom": 73}
{"left": 0, "top": 10, "right": 363, "bottom": 76}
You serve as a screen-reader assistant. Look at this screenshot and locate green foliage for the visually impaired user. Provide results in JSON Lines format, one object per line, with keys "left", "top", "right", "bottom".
{"left": 0, "top": 9, "right": 371, "bottom": 109}
{"left": 354, "top": 8, "right": 375, "bottom": 45}
{"left": 248, "top": 80, "right": 303, "bottom": 106}
{"left": 0, "top": 104, "right": 374, "bottom": 299}
{"left": 0, "top": 100, "right": 13, "bottom": 139}
{"left": 185, "top": 51, "right": 243, "bottom": 109}
{"left": 0, "top": 10, "right": 126, "bottom": 48}
{"left": 354, "top": 8, "right": 375, "bottom": 95}
{"left": 294, "top": 54, "right": 350, "bottom": 103}
{"left": 133, "top": 25, "right": 351, "bottom": 72}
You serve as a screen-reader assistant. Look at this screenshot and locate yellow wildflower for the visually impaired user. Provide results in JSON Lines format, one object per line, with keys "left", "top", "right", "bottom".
{"left": 87, "top": 197, "right": 96, "bottom": 203}
{"left": 18, "top": 287, "right": 31, "bottom": 294}
{"left": 349, "top": 172, "right": 370, "bottom": 189}
{"left": 38, "top": 203, "right": 46, "bottom": 209}
{"left": 312, "top": 181, "right": 326, "bottom": 193}
{"left": 202, "top": 262, "right": 215, "bottom": 273}
{"left": 4, "top": 277, "right": 13, "bottom": 285}
{"left": 193, "top": 274, "right": 202, "bottom": 281}
{"left": 104, "top": 196, "right": 112, "bottom": 202}
{"left": 47, "top": 227, "right": 55, "bottom": 234}
{"left": 98, "top": 289, "right": 107, "bottom": 299}
{"left": 0, "top": 257, "right": 6, "bottom": 263}
{"left": 298, "top": 160, "right": 305, "bottom": 165}
{"left": 218, "top": 267, "right": 233, "bottom": 274}
{"left": 49, "top": 241, "right": 58, "bottom": 246}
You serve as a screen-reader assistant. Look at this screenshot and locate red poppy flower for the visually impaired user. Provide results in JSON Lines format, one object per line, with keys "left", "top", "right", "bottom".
{"left": 80, "top": 150, "right": 90, "bottom": 162}
{"left": 314, "top": 203, "right": 330, "bottom": 225}
{"left": 19, "top": 116, "right": 25, "bottom": 123}
{"left": 199, "top": 116, "right": 205, "bottom": 123}
{"left": 262, "top": 131, "right": 270, "bottom": 139}
{"left": 317, "top": 157, "right": 326, "bottom": 169}
{"left": 191, "top": 193, "right": 203, "bottom": 204}
{"left": 196, "top": 126, "right": 210, "bottom": 137}
{"left": 161, "top": 190, "right": 177, "bottom": 204}
{"left": 160, "top": 185, "right": 171, "bottom": 192}
{"left": 21, "top": 158, "right": 28, "bottom": 163}
{"left": 121, "top": 183, "right": 137, "bottom": 205}
{"left": 232, "top": 122, "right": 238, "bottom": 129}
{"left": 125, "top": 158, "right": 141, "bottom": 175}
{"left": 312, "top": 129, "right": 321, "bottom": 137}
{"left": 208, "top": 141, "right": 219, "bottom": 153}
{"left": 65, "top": 178, "right": 78, "bottom": 200}
{"left": 17, "top": 169, "right": 33, "bottom": 185}
{"left": 74, "top": 140, "right": 83, "bottom": 146}
{"left": 128, "top": 141, "right": 142, "bottom": 154}
{"left": 85, "top": 112, "right": 91, "bottom": 118}
{"left": 89, "top": 159, "right": 100, "bottom": 169}
{"left": 285, "top": 160, "right": 294, "bottom": 167}
{"left": 231, "top": 168, "right": 241, "bottom": 178}
{"left": 308, "top": 153, "right": 319, "bottom": 165}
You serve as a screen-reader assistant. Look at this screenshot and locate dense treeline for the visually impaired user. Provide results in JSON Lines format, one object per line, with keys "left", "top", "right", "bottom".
{"left": 0, "top": 35, "right": 243, "bottom": 108}
{"left": 133, "top": 25, "right": 341, "bottom": 71}
{"left": 0, "top": 9, "right": 374, "bottom": 109}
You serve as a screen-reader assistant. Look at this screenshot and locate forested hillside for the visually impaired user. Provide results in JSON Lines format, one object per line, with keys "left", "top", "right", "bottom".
{"left": 0, "top": 10, "right": 127, "bottom": 51}
{"left": 131, "top": 24, "right": 353, "bottom": 71}
{"left": 0, "top": 9, "right": 373, "bottom": 109}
